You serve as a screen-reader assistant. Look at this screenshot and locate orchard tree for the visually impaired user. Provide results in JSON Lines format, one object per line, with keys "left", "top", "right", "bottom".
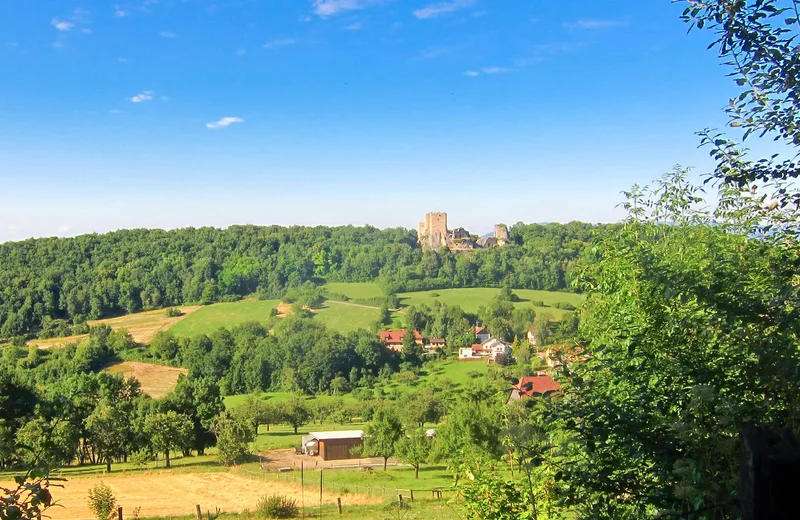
{"left": 213, "top": 411, "right": 254, "bottom": 466}
{"left": 395, "top": 430, "right": 431, "bottom": 479}
{"left": 363, "top": 407, "right": 403, "bottom": 471}
{"left": 280, "top": 397, "right": 311, "bottom": 434}
{"left": 86, "top": 400, "right": 128, "bottom": 472}
{"left": 144, "top": 411, "right": 193, "bottom": 468}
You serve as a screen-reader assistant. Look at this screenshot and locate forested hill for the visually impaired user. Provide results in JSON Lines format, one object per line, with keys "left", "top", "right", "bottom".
{"left": 0, "top": 221, "right": 612, "bottom": 337}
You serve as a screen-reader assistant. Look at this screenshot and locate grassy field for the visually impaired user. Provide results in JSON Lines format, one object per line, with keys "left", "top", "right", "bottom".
{"left": 398, "top": 287, "right": 582, "bottom": 319}
{"left": 323, "top": 282, "right": 385, "bottom": 301}
{"left": 168, "top": 299, "right": 280, "bottom": 337}
{"left": 106, "top": 361, "right": 188, "bottom": 399}
{"left": 313, "top": 302, "right": 381, "bottom": 333}
{"left": 224, "top": 392, "right": 360, "bottom": 411}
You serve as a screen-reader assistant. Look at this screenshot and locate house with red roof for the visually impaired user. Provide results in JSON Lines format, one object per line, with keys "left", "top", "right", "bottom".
{"left": 379, "top": 329, "right": 423, "bottom": 352}
{"left": 474, "top": 325, "right": 492, "bottom": 344}
{"left": 508, "top": 375, "right": 561, "bottom": 402}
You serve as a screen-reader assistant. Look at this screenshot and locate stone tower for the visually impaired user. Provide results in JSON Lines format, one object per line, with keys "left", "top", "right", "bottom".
{"left": 494, "top": 224, "right": 510, "bottom": 245}
{"left": 419, "top": 212, "right": 448, "bottom": 249}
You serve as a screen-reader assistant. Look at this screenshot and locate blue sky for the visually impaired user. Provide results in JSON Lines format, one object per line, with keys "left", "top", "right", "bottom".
{"left": 0, "top": 0, "right": 741, "bottom": 241}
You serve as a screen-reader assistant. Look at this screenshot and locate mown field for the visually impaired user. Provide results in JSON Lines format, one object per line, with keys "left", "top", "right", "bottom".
{"left": 28, "top": 306, "right": 202, "bottom": 349}
{"left": 106, "top": 361, "right": 188, "bottom": 399}
{"left": 323, "top": 282, "right": 385, "bottom": 301}
{"left": 168, "top": 299, "right": 280, "bottom": 337}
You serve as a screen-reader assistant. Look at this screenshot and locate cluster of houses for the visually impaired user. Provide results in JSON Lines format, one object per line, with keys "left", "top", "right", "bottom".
{"left": 378, "top": 324, "right": 537, "bottom": 364}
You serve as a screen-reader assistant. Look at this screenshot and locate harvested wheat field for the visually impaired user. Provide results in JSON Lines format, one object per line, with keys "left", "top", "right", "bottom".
{"left": 29, "top": 306, "right": 201, "bottom": 349}
{"left": 29, "top": 472, "right": 378, "bottom": 520}
{"left": 105, "top": 361, "right": 188, "bottom": 398}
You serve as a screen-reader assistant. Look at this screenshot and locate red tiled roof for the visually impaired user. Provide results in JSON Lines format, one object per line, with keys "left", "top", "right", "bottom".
{"left": 475, "top": 326, "right": 487, "bottom": 334}
{"left": 471, "top": 343, "right": 485, "bottom": 351}
{"left": 516, "top": 375, "right": 561, "bottom": 397}
{"left": 379, "top": 330, "right": 422, "bottom": 344}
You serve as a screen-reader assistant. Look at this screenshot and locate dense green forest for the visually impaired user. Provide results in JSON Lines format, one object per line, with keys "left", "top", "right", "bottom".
{"left": 0, "top": 221, "right": 607, "bottom": 337}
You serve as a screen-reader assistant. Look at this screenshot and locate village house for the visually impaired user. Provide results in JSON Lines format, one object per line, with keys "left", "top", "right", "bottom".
{"left": 474, "top": 325, "right": 492, "bottom": 344}
{"left": 459, "top": 338, "right": 512, "bottom": 363}
{"left": 527, "top": 328, "right": 537, "bottom": 346}
{"left": 379, "top": 329, "right": 423, "bottom": 352}
{"left": 424, "top": 337, "right": 446, "bottom": 352}
{"left": 508, "top": 374, "right": 561, "bottom": 402}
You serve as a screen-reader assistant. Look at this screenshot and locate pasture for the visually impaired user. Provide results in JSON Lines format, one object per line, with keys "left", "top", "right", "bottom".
{"left": 323, "top": 282, "right": 385, "bottom": 301}
{"left": 398, "top": 287, "right": 582, "bottom": 319}
{"left": 168, "top": 299, "right": 280, "bottom": 337}
{"left": 29, "top": 306, "right": 201, "bottom": 349}
{"left": 106, "top": 361, "right": 188, "bottom": 399}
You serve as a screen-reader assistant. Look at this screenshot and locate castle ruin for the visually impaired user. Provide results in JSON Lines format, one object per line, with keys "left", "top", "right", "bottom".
{"left": 418, "top": 212, "right": 510, "bottom": 251}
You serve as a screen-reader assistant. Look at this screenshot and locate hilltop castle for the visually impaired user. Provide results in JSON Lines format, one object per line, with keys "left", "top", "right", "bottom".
{"left": 418, "top": 212, "right": 509, "bottom": 251}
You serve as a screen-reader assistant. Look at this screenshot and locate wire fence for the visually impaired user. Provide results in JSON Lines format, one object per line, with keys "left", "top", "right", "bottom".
{"left": 239, "top": 466, "right": 458, "bottom": 504}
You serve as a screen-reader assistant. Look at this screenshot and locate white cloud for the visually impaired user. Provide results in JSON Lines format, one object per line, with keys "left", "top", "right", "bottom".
{"left": 206, "top": 117, "right": 244, "bottom": 129}
{"left": 51, "top": 18, "right": 74, "bottom": 31}
{"left": 159, "top": 30, "right": 175, "bottom": 38}
{"left": 300, "top": 15, "right": 313, "bottom": 22}
{"left": 564, "top": 19, "right": 628, "bottom": 30}
{"left": 128, "top": 91, "right": 153, "bottom": 103}
{"left": 263, "top": 38, "right": 296, "bottom": 49}
{"left": 413, "top": 0, "right": 474, "bottom": 19}
{"left": 463, "top": 70, "right": 479, "bottom": 77}
{"left": 345, "top": 22, "right": 361, "bottom": 30}
{"left": 482, "top": 66, "right": 509, "bottom": 74}
{"left": 313, "top": 0, "right": 374, "bottom": 17}
{"left": 235, "top": 48, "right": 247, "bottom": 56}
{"left": 115, "top": 9, "right": 129, "bottom": 17}
{"left": 81, "top": 28, "right": 93, "bottom": 34}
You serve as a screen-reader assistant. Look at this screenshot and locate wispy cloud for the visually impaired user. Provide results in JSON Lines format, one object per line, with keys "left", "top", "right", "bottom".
{"left": 159, "top": 30, "right": 175, "bottom": 38}
{"left": 206, "top": 117, "right": 244, "bottom": 129}
{"left": 413, "top": 0, "right": 474, "bottom": 19}
{"left": 52, "top": 41, "right": 64, "bottom": 49}
{"left": 313, "top": 0, "right": 376, "bottom": 17}
{"left": 263, "top": 38, "right": 296, "bottom": 49}
{"left": 463, "top": 70, "right": 479, "bottom": 77}
{"left": 114, "top": 6, "right": 129, "bottom": 17}
{"left": 482, "top": 66, "right": 509, "bottom": 74}
{"left": 564, "top": 19, "right": 628, "bottom": 30}
{"left": 235, "top": 48, "right": 247, "bottom": 56}
{"left": 421, "top": 46, "right": 451, "bottom": 59}
{"left": 128, "top": 91, "right": 153, "bottom": 103}
{"left": 345, "top": 22, "right": 361, "bottom": 30}
{"left": 51, "top": 18, "right": 74, "bottom": 31}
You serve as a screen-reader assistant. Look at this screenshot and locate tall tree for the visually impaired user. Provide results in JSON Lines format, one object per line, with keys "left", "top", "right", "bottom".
{"left": 144, "top": 411, "right": 193, "bottom": 468}
{"left": 395, "top": 430, "right": 431, "bottom": 479}
{"left": 362, "top": 407, "right": 403, "bottom": 471}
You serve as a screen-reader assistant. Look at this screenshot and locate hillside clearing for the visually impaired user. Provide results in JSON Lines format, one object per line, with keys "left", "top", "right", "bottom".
{"left": 106, "top": 361, "right": 188, "bottom": 399}
{"left": 398, "top": 288, "right": 582, "bottom": 319}
{"left": 29, "top": 306, "right": 201, "bottom": 349}
{"left": 168, "top": 299, "right": 280, "bottom": 337}
{"left": 13, "top": 471, "right": 378, "bottom": 520}
{"left": 324, "top": 282, "right": 385, "bottom": 300}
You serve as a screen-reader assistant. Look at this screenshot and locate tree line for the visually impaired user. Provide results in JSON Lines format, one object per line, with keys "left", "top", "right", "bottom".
{"left": 0, "top": 222, "right": 606, "bottom": 338}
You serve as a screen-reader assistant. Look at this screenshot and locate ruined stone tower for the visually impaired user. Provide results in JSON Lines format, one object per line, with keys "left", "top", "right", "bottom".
{"left": 494, "top": 224, "right": 510, "bottom": 245}
{"left": 418, "top": 212, "right": 448, "bottom": 249}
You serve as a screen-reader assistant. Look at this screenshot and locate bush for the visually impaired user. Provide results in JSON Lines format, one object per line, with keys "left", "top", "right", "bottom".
{"left": 87, "top": 483, "right": 116, "bottom": 520}
{"left": 531, "top": 300, "right": 547, "bottom": 307}
{"left": 429, "top": 292, "right": 440, "bottom": 298}
{"left": 130, "top": 449, "right": 152, "bottom": 467}
{"left": 256, "top": 495, "right": 299, "bottom": 519}
{"left": 553, "top": 302, "right": 576, "bottom": 311}
{"left": 165, "top": 308, "right": 182, "bottom": 318}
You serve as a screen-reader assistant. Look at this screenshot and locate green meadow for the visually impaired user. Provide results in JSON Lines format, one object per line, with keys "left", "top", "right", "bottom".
{"left": 323, "top": 282, "right": 385, "bottom": 301}
{"left": 168, "top": 299, "right": 280, "bottom": 337}
{"left": 398, "top": 287, "right": 582, "bottom": 319}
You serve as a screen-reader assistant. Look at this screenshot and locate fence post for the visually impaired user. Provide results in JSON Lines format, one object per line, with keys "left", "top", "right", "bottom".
{"left": 337, "top": 498, "right": 342, "bottom": 514}
{"left": 117, "top": 506, "right": 123, "bottom": 520}
{"left": 409, "top": 490, "right": 414, "bottom": 502}
{"left": 195, "top": 505, "right": 202, "bottom": 520}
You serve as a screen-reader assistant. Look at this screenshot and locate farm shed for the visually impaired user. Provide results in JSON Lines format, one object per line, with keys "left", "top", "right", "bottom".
{"left": 304, "top": 430, "right": 364, "bottom": 461}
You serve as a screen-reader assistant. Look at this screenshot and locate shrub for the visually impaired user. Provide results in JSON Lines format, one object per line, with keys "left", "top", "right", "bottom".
{"left": 553, "top": 302, "right": 576, "bottom": 311}
{"left": 256, "top": 495, "right": 299, "bottom": 519}
{"left": 531, "top": 300, "right": 547, "bottom": 307}
{"left": 87, "top": 483, "right": 116, "bottom": 520}
{"left": 429, "top": 292, "right": 440, "bottom": 298}
{"left": 165, "top": 308, "right": 182, "bottom": 318}
{"left": 130, "top": 449, "right": 151, "bottom": 467}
